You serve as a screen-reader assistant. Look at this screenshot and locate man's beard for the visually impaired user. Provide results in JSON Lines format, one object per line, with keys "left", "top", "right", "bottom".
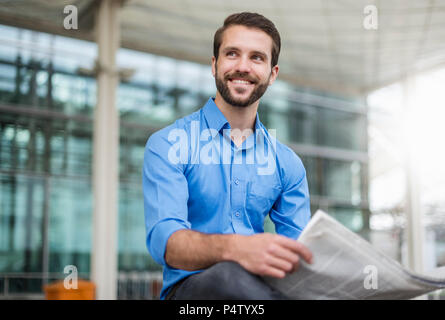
{"left": 215, "top": 68, "right": 270, "bottom": 108}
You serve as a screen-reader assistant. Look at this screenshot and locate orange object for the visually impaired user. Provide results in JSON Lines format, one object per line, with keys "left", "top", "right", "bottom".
{"left": 43, "top": 280, "right": 96, "bottom": 300}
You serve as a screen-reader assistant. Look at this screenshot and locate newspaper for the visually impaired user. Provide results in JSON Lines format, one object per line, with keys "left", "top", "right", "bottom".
{"left": 263, "top": 210, "right": 445, "bottom": 299}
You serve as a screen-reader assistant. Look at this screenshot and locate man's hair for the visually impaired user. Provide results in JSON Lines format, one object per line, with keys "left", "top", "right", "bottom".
{"left": 213, "top": 12, "right": 281, "bottom": 67}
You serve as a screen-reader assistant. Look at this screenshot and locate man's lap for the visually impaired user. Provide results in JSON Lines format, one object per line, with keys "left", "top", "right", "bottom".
{"left": 168, "top": 261, "right": 288, "bottom": 300}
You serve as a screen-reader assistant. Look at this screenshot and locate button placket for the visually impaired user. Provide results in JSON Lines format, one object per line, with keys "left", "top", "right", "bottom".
{"left": 231, "top": 162, "right": 246, "bottom": 226}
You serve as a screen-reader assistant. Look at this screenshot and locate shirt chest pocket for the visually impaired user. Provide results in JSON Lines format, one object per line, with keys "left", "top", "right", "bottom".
{"left": 246, "top": 183, "right": 281, "bottom": 219}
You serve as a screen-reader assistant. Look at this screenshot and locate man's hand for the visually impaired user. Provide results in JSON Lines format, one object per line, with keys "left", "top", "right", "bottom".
{"left": 227, "top": 233, "right": 313, "bottom": 279}
{"left": 165, "top": 230, "right": 312, "bottom": 278}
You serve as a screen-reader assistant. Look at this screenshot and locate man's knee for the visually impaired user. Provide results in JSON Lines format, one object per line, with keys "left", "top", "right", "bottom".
{"left": 174, "top": 261, "right": 287, "bottom": 299}
{"left": 207, "top": 261, "right": 248, "bottom": 279}
{"left": 194, "top": 261, "right": 249, "bottom": 291}
{"left": 178, "top": 261, "right": 254, "bottom": 299}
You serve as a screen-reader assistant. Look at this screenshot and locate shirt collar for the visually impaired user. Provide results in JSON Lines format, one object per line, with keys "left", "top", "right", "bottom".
{"left": 254, "top": 112, "right": 262, "bottom": 133}
{"left": 202, "top": 97, "right": 267, "bottom": 140}
{"left": 202, "top": 98, "right": 229, "bottom": 134}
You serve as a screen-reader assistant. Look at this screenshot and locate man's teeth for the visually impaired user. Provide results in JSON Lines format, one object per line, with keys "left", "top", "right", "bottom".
{"left": 232, "top": 79, "right": 251, "bottom": 84}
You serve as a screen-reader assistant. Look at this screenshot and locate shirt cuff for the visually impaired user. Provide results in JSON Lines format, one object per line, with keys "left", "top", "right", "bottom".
{"left": 148, "top": 218, "right": 190, "bottom": 266}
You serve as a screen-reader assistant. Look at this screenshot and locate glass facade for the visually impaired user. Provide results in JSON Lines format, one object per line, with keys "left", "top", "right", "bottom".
{"left": 0, "top": 25, "right": 368, "bottom": 298}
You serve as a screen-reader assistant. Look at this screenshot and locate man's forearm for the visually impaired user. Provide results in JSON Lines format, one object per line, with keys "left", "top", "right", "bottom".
{"left": 165, "top": 229, "right": 313, "bottom": 278}
{"left": 165, "top": 229, "right": 238, "bottom": 270}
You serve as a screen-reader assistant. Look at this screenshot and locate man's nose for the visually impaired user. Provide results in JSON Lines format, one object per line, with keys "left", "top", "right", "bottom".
{"left": 235, "top": 56, "right": 251, "bottom": 73}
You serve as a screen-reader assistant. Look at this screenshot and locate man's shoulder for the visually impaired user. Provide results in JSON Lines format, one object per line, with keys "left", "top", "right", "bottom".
{"left": 255, "top": 120, "right": 304, "bottom": 168}
{"left": 257, "top": 123, "right": 302, "bottom": 165}
{"left": 146, "top": 109, "right": 202, "bottom": 150}
{"left": 270, "top": 137, "right": 306, "bottom": 186}
{"left": 275, "top": 140, "right": 302, "bottom": 165}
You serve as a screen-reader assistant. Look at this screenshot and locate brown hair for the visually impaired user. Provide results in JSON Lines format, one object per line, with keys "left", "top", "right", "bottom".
{"left": 213, "top": 12, "right": 281, "bottom": 67}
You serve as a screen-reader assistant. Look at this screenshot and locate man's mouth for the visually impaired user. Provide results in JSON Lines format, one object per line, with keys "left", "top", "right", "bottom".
{"left": 228, "top": 78, "right": 255, "bottom": 85}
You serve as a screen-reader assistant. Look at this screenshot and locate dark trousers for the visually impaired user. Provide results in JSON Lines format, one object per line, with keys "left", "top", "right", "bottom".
{"left": 167, "top": 261, "right": 288, "bottom": 300}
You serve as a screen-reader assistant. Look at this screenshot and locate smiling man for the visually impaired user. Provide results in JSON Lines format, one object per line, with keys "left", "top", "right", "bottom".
{"left": 143, "top": 12, "right": 313, "bottom": 300}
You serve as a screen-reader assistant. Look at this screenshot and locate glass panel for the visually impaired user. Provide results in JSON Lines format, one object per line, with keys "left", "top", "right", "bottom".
{"left": 433, "top": 227, "right": 445, "bottom": 267}
{"left": 318, "top": 108, "right": 366, "bottom": 151}
{"left": 329, "top": 207, "right": 364, "bottom": 233}
{"left": 264, "top": 215, "right": 275, "bottom": 234}
{"left": 0, "top": 40, "right": 96, "bottom": 114}
{"left": 324, "top": 159, "right": 362, "bottom": 204}
{"left": 52, "top": 73, "right": 96, "bottom": 116}
{"left": 48, "top": 177, "right": 91, "bottom": 274}
{"left": 0, "top": 114, "right": 92, "bottom": 176}
{"left": 263, "top": 96, "right": 291, "bottom": 142}
{"left": 286, "top": 103, "right": 317, "bottom": 145}
{"left": 267, "top": 112, "right": 289, "bottom": 143}
{"left": 118, "top": 183, "right": 161, "bottom": 272}
{"left": 0, "top": 173, "right": 45, "bottom": 273}
{"left": 300, "top": 155, "right": 319, "bottom": 197}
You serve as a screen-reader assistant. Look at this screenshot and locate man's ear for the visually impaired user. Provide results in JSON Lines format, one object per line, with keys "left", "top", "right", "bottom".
{"left": 211, "top": 56, "right": 216, "bottom": 77}
{"left": 268, "top": 65, "right": 279, "bottom": 85}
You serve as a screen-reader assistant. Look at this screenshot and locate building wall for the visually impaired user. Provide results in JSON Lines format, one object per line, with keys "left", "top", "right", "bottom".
{"left": 0, "top": 25, "right": 368, "bottom": 298}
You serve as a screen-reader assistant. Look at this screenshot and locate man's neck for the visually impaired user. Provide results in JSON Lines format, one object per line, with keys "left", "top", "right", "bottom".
{"left": 214, "top": 93, "right": 258, "bottom": 131}
{"left": 214, "top": 93, "right": 258, "bottom": 147}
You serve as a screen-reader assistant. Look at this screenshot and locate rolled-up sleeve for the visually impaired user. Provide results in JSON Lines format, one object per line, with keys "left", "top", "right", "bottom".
{"left": 270, "top": 149, "right": 311, "bottom": 240}
{"left": 142, "top": 131, "right": 190, "bottom": 266}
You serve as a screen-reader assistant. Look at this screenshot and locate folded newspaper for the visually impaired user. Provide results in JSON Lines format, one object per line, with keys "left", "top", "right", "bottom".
{"left": 263, "top": 210, "right": 445, "bottom": 299}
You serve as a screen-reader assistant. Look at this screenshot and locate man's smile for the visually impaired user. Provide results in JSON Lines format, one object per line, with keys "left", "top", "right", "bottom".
{"left": 229, "top": 78, "right": 254, "bottom": 91}
{"left": 231, "top": 79, "right": 252, "bottom": 85}
{"left": 226, "top": 76, "right": 257, "bottom": 92}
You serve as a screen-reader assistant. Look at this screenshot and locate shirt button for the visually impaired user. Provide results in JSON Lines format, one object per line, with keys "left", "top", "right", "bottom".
{"left": 235, "top": 211, "right": 240, "bottom": 217}
{"left": 234, "top": 179, "right": 239, "bottom": 185}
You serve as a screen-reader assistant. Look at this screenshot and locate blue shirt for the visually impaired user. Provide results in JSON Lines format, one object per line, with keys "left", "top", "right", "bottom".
{"left": 142, "top": 97, "right": 311, "bottom": 299}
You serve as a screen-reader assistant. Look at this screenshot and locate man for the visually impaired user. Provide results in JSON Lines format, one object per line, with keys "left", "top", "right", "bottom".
{"left": 143, "top": 12, "right": 313, "bottom": 300}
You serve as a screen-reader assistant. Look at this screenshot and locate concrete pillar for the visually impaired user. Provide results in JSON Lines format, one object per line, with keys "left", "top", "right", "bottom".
{"left": 91, "top": 0, "right": 122, "bottom": 300}
{"left": 403, "top": 76, "right": 424, "bottom": 273}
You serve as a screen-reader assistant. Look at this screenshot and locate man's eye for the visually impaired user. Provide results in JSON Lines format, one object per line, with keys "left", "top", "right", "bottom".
{"left": 252, "top": 55, "right": 264, "bottom": 61}
{"left": 227, "top": 52, "right": 237, "bottom": 57}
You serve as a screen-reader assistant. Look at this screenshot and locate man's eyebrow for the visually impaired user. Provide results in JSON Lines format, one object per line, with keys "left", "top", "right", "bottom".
{"left": 222, "top": 47, "right": 269, "bottom": 59}
{"left": 222, "top": 46, "right": 240, "bottom": 53}
{"left": 251, "top": 50, "right": 268, "bottom": 59}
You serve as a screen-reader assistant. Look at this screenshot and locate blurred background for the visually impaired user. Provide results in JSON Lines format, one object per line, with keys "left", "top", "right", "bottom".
{"left": 0, "top": 0, "right": 444, "bottom": 299}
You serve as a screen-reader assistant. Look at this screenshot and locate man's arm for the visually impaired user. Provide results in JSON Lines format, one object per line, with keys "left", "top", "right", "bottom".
{"left": 166, "top": 229, "right": 313, "bottom": 278}
{"left": 270, "top": 147, "right": 311, "bottom": 239}
{"left": 143, "top": 131, "right": 192, "bottom": 267}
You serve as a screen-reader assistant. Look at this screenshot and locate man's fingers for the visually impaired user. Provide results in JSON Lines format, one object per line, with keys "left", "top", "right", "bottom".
{"left": 291, "top": 260, "right": 300, "bottom": 273}
{"left": 276, "top": 236, "right": 313, "bottom": 264}
{"left": 269, "top": 246, "right": 301, "bottom": 274}
{"left": 294, "top": 242, "right": 313, "bottom": 264}
{"left": 269, "top": 245, "right": 300, "bottom": 267}
{"left": 264, "top": 267, "right": 286, "bottom": 279}
{"left": 267, "top": 256, "right": 294, "bottom": 274}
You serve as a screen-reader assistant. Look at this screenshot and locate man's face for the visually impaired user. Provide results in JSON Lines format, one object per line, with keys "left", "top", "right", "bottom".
{"left": 212, "top": 25, "right": 279, "bottom": 108}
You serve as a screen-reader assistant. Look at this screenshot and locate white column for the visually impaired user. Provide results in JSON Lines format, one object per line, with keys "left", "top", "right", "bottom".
{"left": 403, "top": 76, "right": 424, "bottom": 273}
{"left": 92, "top": 0, "right": 122, "bottom": 300}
